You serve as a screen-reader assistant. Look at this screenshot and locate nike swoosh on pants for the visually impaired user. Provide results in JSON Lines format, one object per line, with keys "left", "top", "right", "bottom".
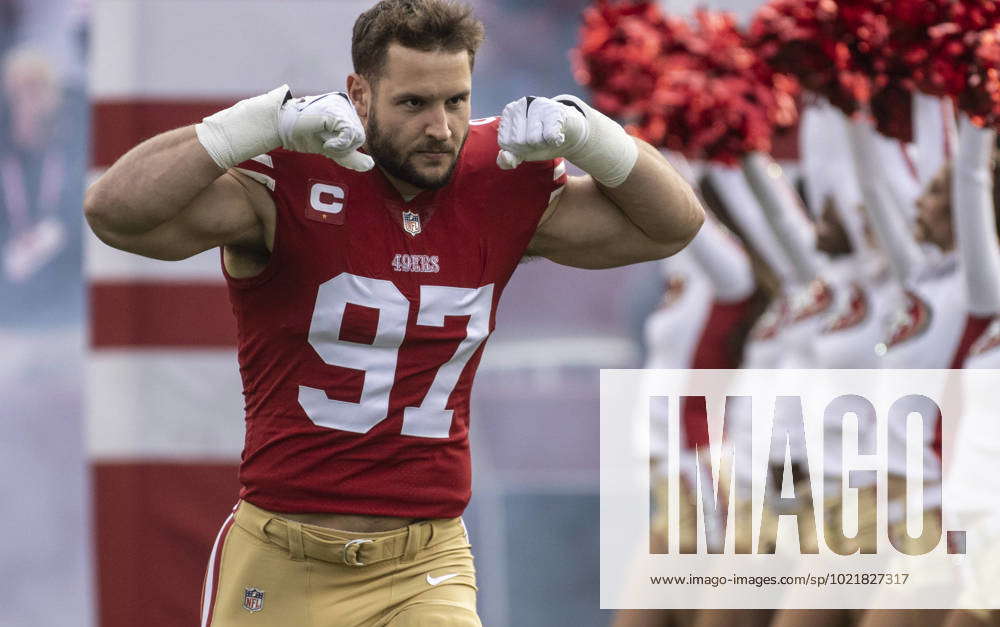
{"left": 426, "top": 573, "right": 460, "bottom": 586}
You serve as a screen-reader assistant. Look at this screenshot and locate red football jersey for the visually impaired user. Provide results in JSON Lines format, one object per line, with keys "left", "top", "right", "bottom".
{"left": 226, "top": 118, "right": 567, "bottom": 518}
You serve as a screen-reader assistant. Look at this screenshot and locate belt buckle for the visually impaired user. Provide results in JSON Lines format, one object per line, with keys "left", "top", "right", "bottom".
{"left": 342, "top": 538, "right": 373, "bottom": 566}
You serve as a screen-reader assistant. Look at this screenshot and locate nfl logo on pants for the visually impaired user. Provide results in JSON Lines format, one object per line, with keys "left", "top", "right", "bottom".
{"left": 243, "top": 587, "right": 265, "bottom": 613}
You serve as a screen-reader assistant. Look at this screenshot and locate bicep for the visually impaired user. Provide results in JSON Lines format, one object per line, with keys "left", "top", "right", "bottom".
{"left": 99, "top": 170, "right": 270, "bottom": 261}
{"left": 526, "top": 175, "right": 685, "bottom": 269}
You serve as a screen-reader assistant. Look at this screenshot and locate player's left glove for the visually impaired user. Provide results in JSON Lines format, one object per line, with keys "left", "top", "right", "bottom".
{"left": 496, "top": 94, "right": 638, "bottom": 188}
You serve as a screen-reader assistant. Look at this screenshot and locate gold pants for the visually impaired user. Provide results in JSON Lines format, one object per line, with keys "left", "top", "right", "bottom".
{"left": 201, "top": 500, "right": 480, "bottom": 626}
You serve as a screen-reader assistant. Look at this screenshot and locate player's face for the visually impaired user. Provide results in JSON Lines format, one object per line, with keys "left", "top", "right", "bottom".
{"left": 365, "top": 44, "right": 472, "bottom": 193}
{"left": 915, "top": 166, "right": 953, "bottom": 251}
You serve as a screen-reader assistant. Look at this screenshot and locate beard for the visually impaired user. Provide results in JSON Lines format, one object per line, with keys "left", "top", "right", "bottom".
{"left": 365, "top": 108, "right": 467, "bottom": 191}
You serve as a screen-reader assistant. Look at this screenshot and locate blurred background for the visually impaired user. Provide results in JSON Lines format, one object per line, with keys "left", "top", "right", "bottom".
{"left": 1, "top": 1, "right": 776, "bottom": 626}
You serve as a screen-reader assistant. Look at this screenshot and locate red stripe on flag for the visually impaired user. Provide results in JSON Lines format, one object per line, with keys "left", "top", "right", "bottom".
{"left": 93, "top": 462, "right": 241, "bottom": 627}
{"left": 90, "top": 281, "right": 237, "bottom": 348}
{"left": 92, "top": 100, "right": 239, "bottom": 168}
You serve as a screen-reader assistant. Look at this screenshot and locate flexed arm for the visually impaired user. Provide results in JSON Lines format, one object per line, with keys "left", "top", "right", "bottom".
{"left": 497, "top": 95, "right": 704, "bottom": 269}
{"left": 84, "top": 86, "right": 373, "bottom": 260}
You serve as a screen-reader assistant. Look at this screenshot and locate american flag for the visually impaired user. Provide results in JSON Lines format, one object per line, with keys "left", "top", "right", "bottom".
{"left": 87, "top": 2, "right": 371, "bottom": 625}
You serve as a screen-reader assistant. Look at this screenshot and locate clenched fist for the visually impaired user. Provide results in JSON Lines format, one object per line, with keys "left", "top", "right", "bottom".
{"left": 278, "top": 92, "right": 374, "bottom": 172}
{"left": 496, "top": 95, "right": 588, "bottom": 170}
{"left": 196, "top": 85, "right": 374, "bottom": 172}
{"left": 495, "top": 93, "right": 637, "bottom": 188}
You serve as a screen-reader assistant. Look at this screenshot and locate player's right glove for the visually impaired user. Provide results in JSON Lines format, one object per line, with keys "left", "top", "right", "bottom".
{"left": 195, "top": 85, "right": 375, "bottom": 172}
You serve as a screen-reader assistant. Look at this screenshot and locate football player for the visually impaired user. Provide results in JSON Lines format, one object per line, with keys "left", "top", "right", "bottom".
{"left": 82, "top": 1, "right": 704, "bottom": 625}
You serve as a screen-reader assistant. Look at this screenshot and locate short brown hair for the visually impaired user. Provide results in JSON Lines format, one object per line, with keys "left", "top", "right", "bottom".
{"left": 351, "top": 0, "right": 485, "bottom": 81}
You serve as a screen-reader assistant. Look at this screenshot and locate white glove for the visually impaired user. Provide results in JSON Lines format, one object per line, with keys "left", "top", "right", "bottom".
{"left": 278, "top": 92, "right": 374, "bottom": 172}
{"left": 496, "top": 94, "right": 637, "bottom": 187}
{"left": 496, "top": 96, "right": 588, "bottom": 168}
{"left": 196, "top": 85, "right": 374, "bottom": 172}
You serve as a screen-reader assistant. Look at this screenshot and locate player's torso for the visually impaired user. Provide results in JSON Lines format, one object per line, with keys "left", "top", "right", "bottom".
{"left": 224, "top": 121, "right": 563, "bottom": 517}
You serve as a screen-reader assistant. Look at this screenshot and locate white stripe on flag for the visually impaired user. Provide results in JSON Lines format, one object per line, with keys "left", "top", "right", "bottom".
{"left": 85, "top": 167, "right": 225, "bottom": 281}
{"left": 87, "top": 350, "right": 245, "bottom": 459}
{"left": 86, "top": 228, "right": 224, "bottom": 282}
{"left": 91, "top": 0, "right": 371, "bottom": 98}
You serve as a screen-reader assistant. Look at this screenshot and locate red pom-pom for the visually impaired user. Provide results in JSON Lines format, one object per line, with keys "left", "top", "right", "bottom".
{"left": 869, "top": 83, "right": 914, "bottom": 141}
{"left": 748, "top": 0, "right": 1000, "bottom": 140}
{"left": 572, "top": 1, "right": 672, "bottom": 119}
{"left": 963, "top": 24, "right": 1000, "bottom": 128}
{"left": 874, "top": 0, "right": 1000, "bottom": 99}
{"left": 749, "top": 0, "right": 870, "bottom": 116}
{"left": 858, "top": 0, "right": 1000, "bottom": 131}
{"left": 602, "top": 8, "right": 800, "bottom": 163}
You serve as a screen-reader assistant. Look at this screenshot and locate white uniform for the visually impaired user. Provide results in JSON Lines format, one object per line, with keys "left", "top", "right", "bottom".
{"left": 948, "top": 317, "right": 1000, "bottom": 609}
{"left": 810, "top": 257, "right": 892, "bottom": 369}
{"left": 643, "top": 251, "right": 714, "bottom": 472}
{"left": 878, "top": 250, "right": 966, "bottom": 501}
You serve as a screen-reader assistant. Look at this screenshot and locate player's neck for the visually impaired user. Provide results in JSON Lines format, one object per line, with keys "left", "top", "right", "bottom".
{"left": 378, "top": 166, "right": 423, "bottom": 202}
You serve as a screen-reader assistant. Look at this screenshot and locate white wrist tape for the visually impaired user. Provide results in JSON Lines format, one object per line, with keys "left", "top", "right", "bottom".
{"left": 553, "top": 94, "right": 638, "bottom": 188}
{"left": 195, "top": 84, "right": 289, "bottom": 170}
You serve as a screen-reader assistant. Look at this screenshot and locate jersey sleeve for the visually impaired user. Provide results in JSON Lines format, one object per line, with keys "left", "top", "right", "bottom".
{"left": 233, "top": 151, "right": 280, "bottom": 193}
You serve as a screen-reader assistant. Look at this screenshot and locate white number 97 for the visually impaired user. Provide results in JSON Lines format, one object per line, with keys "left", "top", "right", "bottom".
{"left": 297, "top": 273, "right": 493, "bottom": 439}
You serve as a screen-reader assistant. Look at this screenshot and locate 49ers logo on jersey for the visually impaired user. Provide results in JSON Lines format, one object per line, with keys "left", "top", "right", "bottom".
{"left": 392, "top": 254, "right": 440, "bottom": 273}
{"left": 305, "top": 180, "right": 348, "bottom": 225}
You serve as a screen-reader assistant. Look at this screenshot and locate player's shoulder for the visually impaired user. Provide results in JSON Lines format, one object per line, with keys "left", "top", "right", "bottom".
{"left": 233, "top": 148, "right": 364, "bottom": 192}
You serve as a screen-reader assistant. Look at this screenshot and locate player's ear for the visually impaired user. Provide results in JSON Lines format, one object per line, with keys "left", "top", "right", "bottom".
{"left": 347, "top": 73, "right": 370, "bottom": 121}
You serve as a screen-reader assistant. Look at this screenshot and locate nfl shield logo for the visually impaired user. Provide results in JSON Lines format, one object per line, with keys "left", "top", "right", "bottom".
{"left": 402, "top": 211, "right": 421, "bottom": 236}
{"left": 243, "top": 587, "right": 264, "bottom": 613}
